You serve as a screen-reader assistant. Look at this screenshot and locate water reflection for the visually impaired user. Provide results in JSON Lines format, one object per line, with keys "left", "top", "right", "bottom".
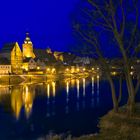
{"left": 97, "top": 75, "right": 100, "bottom": 105}
{"left": 52, "top": 82, "right": 56, "bottom": 116}
{"left": 83, "top": 78, "right": 86, "bottom": 97}
{"left": 0, "top": 77, "right": 100, "bottom": 120}
{"left": 91, "top": 77, "right": 94, "bottom": 107}
{"left": 11, "top": 85, "right": 35, "bottom": 119}
{"left": 76, "top": 79, "right": 80, "bottom": 111}
{"left": 65, "top": 80, "right": 70, "bottom": 114}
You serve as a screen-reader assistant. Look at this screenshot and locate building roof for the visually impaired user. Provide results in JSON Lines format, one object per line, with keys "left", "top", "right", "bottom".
{"left": 0, "top": 57, "right": 10, "bottom": 65}
{"left": 34, "top": 57, "right": 40, "bottom": 62}
{"left": 1, "top": 43, "right": 16, "bottom": 53}
{"left": 34, "top": 49, "right": 57, "bottom": 62}
{"left": 34, "top": 49, "right": 47, "bottom": 59}
{"left": 23, "top": 57, "right": 33, "bottom": 63}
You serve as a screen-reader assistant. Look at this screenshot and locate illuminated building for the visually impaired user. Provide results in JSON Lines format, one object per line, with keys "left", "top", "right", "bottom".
{"left": 53, "top": 51, "right": 63, "bottom": 61}
{"left": 23, "top": 57, "right": 37, "bottom": 71}
{"left": 0, "top": 42, "right": 23, "bottom": 74}
{"left": 22, "top": 33, "right": 35, "bottom": 59}
{"left": 0, "top": 57, "right": 11, "bottom": 74}
{"left": 46, "top": 47, "right": 52, "bottom": 54}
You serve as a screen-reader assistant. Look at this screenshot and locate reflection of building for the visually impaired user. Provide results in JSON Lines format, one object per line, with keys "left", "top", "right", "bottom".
{"left": 22, "top": 85, "right": 35, "bottom": 118}
{"left": 0, "top": 42, "right": 23, "bottom": 74}
{"left": 10, "top": 85, "right": 35, "bottom": 119}
{"left": 11, "top": 86, "right": 23, "bottom": 119}
{"left": 22, "top": 33, "right": 35, "bottom": 59}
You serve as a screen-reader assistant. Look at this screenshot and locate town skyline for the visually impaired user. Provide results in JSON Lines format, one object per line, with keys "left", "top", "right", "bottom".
{"left": 0, "top": 0, "right": 80, "bottom": 52}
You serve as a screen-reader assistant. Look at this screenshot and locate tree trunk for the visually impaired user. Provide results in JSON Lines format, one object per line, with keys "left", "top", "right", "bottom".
{"left": 107, "top": 74, "right": 119, "bottom": 112}
{"left": 114, "top": 32, "right": 136, "bottom": 114}
{"left": 118, "top": 76, "right": 122, "bottom": 104}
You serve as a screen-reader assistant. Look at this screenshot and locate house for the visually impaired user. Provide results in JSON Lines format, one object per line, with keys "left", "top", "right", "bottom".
{"left": 0, "top": 57, "right": 11, "bottom": 74}
{"left": 62, "top": 52, "right": 76, "bottom": 65}
{"left": 23, "top": 57, "right": 37, "bottom": 71}
{"left": 53, "top": 51, "right": 63, "bottom": 61}
{"left": 73, "top": 56, "right": 91, "bottom": 66}
{"left": 35, "top": 58, "right": 46, "bottom": 71}
{"left": 0, "top": 42, "right": 23, "bottom": 74}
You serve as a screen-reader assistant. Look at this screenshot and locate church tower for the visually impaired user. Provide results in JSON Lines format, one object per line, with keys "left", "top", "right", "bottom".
{"left": 22, "top": 33, "right": 35, "bottom": 58}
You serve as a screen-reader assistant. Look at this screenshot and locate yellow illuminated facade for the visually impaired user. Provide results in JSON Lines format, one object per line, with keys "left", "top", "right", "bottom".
{"left": 11, "top": 42, "right": 23, "bottom": 74}
{"left": 22, "top": 33, "right": 35, "bottom": 59}
{"left": 54, "top": 51, "right": 63, "bottom": 61}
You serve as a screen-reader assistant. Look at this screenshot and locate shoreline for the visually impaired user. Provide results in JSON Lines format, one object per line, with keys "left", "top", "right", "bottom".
{"left": 0, "top": 72, "right": 94, "bottom": 86}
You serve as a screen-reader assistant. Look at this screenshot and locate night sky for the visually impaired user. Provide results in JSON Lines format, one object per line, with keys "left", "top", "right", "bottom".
{"left": 0, "top": 0, "right": 80, "bottom": 51}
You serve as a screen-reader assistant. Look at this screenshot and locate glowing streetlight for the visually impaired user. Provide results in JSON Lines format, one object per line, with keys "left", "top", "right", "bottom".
{"left": 52, "top": 68, "right": 56, "bottom": 73}
{"left": 130, "top": 71, "right": 133, "bottom": 75}
{"left": 76, "top": 68, "right": 80, "bottom": 72}
{"left": 37, "top": 66, "right": 40, "bottom": 70}
{"left": 47, "top": 68, "right": 50, "bottom": 72}
{"left": 83, "top": 68, "right": 86, "bottom": 71}
{"left": 111, "top": 72, "right": 117, "bottom": 76}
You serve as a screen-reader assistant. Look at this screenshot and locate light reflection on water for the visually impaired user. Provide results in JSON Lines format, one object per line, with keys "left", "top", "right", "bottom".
{"left": 0, "top": 76, "right": 100, "bottom": 120}
{"left": 0, "top": 76, "right": 102, "bottom": 139}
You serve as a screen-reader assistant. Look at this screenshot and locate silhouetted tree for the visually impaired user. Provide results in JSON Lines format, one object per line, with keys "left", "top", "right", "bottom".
{"left": 74, "top": 0, "right": 140, "bottom": 114}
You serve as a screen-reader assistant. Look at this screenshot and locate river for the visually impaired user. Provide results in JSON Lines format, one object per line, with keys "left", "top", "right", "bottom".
{"left": 0, "top": 76, "right": 139, "bottom": 140}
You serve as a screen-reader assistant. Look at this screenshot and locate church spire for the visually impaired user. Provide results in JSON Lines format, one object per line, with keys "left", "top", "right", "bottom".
{"left": 24, "top": 32, "right": 32, "bottom": 44}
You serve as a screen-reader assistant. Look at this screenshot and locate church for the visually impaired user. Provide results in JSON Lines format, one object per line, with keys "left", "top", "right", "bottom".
{"left": 0, "top": 32, "right": 68, "bottom": 75}
{"left": 0, "top": 33, "right": 36, "bottom": 74}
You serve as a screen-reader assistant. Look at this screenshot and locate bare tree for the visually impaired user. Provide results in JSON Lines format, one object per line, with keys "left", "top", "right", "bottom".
{"left": 74, "top": 0, "right": 140, "bottom": 114}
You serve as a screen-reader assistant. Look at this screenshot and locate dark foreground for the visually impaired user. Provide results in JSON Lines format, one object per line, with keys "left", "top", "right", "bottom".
{"left": 39, "top": 104, "right": 140, "bottom": 140}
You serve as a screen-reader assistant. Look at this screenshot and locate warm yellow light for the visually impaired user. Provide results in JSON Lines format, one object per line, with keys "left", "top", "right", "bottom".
{"left": 111, "top": 72, "right": 117, "bottom": 76}
{"left": 92, "top": 68, "right": 94, "bottom": 70}
{"left": 130, "top": 71, "right": 133, "bottom": 75}
{"left": 66, "top": 68, "right": 69, "bottom": 72}
{"left": 97, "top": 67, "right": 99, "bottom": 70}
{"left": 97, "top": 75, "right": 100, "bottom": 79}
{"left": 52, "top": 82, "right": 56, "bottom": 96}
{"left": 83, "top": 68, "right": 86, "bottom": 71}
{"left": 131, "top": 66, "right": 134, "bottom": 69}
{"left": 52, "top": 68, "right": 56, "bottom": 73}
{"left": 47, "top": 68, "right": 50, "bottom": 71}
{"left": 76, "top": 68, "right": 80, "bottom": 72}
{"left": 37, "top": 66, "right": 40, "bottom": 70}
{"left": 71, "top": 68, "right": 75, "bottom": 73}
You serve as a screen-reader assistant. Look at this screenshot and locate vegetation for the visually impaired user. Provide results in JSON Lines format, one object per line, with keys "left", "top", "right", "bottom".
{"left": 74, "top": 0, "right": 140, "bottom": 114}
{"left": 38, "top": 104, "right": 140, "bottom": 140}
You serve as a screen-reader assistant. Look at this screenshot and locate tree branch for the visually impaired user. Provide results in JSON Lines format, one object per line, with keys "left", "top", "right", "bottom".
{"left": 88, "top": 0, "right": 113, "bottom": 30}
{"left": 126, "top": 2, "right": 139, "bottom": 54}
{"left": 120, "top": 0, "right": 125, "bottom": 37}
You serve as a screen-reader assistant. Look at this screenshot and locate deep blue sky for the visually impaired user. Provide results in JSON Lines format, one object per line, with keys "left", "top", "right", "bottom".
{"left": 0, "top": 0, "right": 80, "bottom": 51}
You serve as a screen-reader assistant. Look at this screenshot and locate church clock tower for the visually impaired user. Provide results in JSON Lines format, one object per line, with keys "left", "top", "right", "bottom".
{"left": 22, "top": 33, "right": 35, "bottom": 58}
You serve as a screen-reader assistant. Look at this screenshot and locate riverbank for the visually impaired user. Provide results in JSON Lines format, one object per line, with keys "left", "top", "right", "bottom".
{"left": 74, "top": 103, "right": 140, "bottom": 140}
{"left": 38, "top": 104, "right": 140, "bottom": 140}
{"left": 0, "top": 72, "right": 91, "bottom": 86}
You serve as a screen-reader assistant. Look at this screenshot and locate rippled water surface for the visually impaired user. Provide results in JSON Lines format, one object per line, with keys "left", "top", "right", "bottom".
{"left": 0, "top": 76, "right": 139, "bottom": 140}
